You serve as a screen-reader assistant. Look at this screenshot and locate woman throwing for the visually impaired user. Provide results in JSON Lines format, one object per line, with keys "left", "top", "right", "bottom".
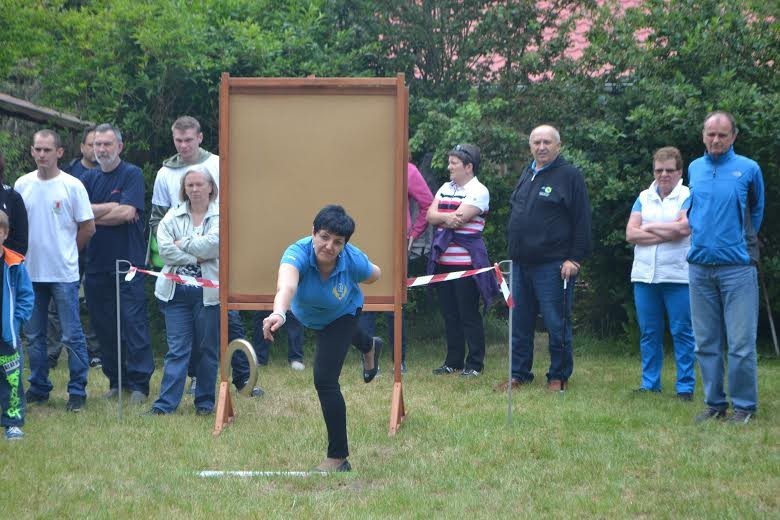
{"left": 626, "top": 147, "right": 695, "bottom": 400}
{"left": 263, "top": 205, "right": 381, "bottom": 472}
{"left": 149, "top": 165, "right": 220, "bottom": 415}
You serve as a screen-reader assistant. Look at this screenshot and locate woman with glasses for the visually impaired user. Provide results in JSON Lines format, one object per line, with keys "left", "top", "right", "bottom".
{"left": 626, "top": 147, "right": 695, "bottom": 400}
{"left": 426, "top": 144, "right": 499, "bottom": 378}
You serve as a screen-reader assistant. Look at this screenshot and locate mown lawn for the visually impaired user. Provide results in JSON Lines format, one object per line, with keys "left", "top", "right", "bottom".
{"left": 2, "top": 335, "right": 777, "bottom": 519}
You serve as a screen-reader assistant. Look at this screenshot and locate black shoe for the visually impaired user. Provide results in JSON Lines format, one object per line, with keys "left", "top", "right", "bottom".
{"left": 89, "top": 356, "right": 102, "bottom": 368}
{"left": 432, "top": 364, "right": 459, "bottom": 375}
{"left": 677, "top": 392, "right": 693, "bottom": 402}
{"left": 363, "top": 337, "right": 383, "bottom": 383}
{"left": 694, "top": 406, "right": 727, "bottom": 423}
{"left": 196, "top": 407, "right": 214, "bottom": 416}
{"left": 143, "top": 407, "right": 166, "bottom": 416}
{"left": 460, "top": 368, "right": 481, "bottom": 378}
{"left": 728, "top": 409, "right": 754, "bottom": 424}
{"left": 25, "top": 390, "right": 49, "bottom": 404}
{"left": 66, "top": 395, "right": 86, "bottom": 412}
{"left": 313, "top": 459, "right": 352, "bottom": 473}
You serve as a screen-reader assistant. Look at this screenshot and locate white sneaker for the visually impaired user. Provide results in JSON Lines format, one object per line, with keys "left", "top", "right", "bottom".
{"left": 290, "top": 360, "right": 305, "bottom": 371}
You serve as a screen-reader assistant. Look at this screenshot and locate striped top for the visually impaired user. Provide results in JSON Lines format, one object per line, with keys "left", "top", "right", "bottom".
{"left": 433, "top": 177, "right": 490, "bottom": 265}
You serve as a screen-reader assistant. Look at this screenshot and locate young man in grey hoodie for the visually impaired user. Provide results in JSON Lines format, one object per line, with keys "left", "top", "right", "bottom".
{"left": 150, "top": 116, "right": 261, "bottom": 397}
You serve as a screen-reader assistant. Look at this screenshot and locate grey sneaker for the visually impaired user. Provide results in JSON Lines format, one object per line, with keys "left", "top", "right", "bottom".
{"left": 129, "top": 391, "right": 147, "bottom": 405}
{"left": 5, "top": 426, "right": 24, "bottom": 440}
{"left": 694, "top": 406, "right": 727, "bottom": 423}
{"left": 460, "top": 368, "right": 481, "bottom": 378}
{"left": 250, "top": 386, "right": 265, "bottom": 397}
{"left": 66, "top": 394, "right": 86, "bottom": 412}
{"left": 728, "top": 409, "right": 754, "bottom": 424}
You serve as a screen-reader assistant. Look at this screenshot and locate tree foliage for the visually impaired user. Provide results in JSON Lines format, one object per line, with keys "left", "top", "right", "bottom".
{"left": 0, "top": 0, "right": 777, "bottom": 337}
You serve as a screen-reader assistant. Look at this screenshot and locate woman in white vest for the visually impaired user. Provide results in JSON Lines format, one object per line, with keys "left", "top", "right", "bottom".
{"left": 626, "top": 147, "right": 695, "bottom": 400}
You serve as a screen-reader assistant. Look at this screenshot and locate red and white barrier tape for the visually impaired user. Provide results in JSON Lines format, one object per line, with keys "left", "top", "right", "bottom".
{"left": 126, "top": 263, "right": 513, "bottom": 307}
{"left": 125, "top": 266, "right": 219, "bottom": 289}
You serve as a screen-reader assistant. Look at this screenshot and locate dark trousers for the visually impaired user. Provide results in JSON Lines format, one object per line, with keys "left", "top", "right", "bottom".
{"left": 253, "top": 311, "right": 304, "bottom": 364}
{"left": 434, "top": 263, "right": 486, "bottom": 371}
{"left": 313, "top": 312, "right": 372, "bottom": 459}
{"left": 85, "top": 272, "right": 154, "bottom": 395}
{"left": 0, "top": 341, "right": 24, "bottom": 427}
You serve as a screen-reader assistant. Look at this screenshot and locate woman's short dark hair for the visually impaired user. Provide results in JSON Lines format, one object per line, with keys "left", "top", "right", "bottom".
{"left": 313, "top": 205, "right": 355, "bottom": 242}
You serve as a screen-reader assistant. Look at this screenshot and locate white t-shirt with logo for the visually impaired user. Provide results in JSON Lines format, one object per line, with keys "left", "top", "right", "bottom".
{"left": 15, "top": 170, "right": 94, "bottom": 282}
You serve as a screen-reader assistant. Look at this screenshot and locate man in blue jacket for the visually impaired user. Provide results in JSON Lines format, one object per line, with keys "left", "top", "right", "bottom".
{"left": 688, "top": 111, "right": 764, "bottom": 425}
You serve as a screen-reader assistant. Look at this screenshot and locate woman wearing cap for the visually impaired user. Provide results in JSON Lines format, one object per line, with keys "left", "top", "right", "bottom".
{"left": 263, "top": 205, "right": 381, "bottom": 472}
{"left": 149, "top": 165, "right": 221, "bottom": 415}
{"left": 626, "top": 146, "right": 695, "bottom": 400}
{"left": 426, "top": 144, "right": 499, "bottom": 378}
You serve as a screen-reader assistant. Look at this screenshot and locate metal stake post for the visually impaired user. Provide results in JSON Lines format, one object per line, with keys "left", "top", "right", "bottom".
{"left": 498, "top": 260, "right": 513, "bottom": 425}
{"left": 115, "top": 259, "right": 132, "bottom": 420}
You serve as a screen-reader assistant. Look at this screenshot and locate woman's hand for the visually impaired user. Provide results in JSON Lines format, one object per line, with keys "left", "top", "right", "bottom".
{"left": 262, "top": 313, "right": 286, "bottom": 341}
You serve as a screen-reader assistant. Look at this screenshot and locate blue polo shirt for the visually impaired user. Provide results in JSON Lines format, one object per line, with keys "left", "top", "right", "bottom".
{"left": 281, "top": 236, "right": 373, "bottom": 330}
{"left": 80, "top": 161, "right": 146, "bottom": 273}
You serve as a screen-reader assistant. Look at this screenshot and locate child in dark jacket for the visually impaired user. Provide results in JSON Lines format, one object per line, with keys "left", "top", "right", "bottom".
{"left": 0, "top": 209, "right": 34, "bottom": 440}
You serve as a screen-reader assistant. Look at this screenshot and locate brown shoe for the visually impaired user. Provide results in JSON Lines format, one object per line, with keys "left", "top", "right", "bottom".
{"left": 494, "top": 378, "right": 525, "bottom": 392}
{"left": 547, "top": 379, "right": 565, "bottom": 392}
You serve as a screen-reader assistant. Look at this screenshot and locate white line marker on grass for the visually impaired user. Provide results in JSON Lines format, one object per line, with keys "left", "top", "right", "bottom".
{"left": 197, "top": 470, "right": 327, "bottom": 478}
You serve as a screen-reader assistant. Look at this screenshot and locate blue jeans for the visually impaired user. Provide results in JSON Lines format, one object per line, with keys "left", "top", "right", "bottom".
{"left": 689, "top": 264, "right": 758, "bottom": 412}
{"left": 358, "top": 311, "right": 406, "bottom": 362}
{"left": 633, "top": 282, "right": 695, "bottom": 393}
{"left": 511, "top": 261, "right": 574, "bottom": 382}
{"left": 85, "top": 272, "right": 154, "bottom": 395}
{"left": 252, "top": 311, "right": 304, "bottom": 364}
{"left": 153, "top": 285, "right": 220, "bottom": 413}
{"left": 26, "top": 281, "right": 89, "bottom": 397}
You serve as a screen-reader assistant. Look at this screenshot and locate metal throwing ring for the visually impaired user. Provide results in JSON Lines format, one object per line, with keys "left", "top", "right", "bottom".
{"left": 223, "top": 339, "right": 259, "bottom": 396}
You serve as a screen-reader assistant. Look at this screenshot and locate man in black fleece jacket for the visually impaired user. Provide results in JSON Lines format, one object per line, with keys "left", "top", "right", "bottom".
{"left": 497, "top": 125, "right": 591, "bottom": 393}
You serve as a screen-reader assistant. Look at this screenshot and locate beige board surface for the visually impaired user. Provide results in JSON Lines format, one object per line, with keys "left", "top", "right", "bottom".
{"left": 227, "top": 93, "right": 398, "bottom": 299}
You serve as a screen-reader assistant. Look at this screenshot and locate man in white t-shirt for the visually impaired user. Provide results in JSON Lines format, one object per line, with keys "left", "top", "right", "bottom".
{"left": 15, "top": 129, "right": 96, "bottom": 412}
{"left": 150, "top": 116, "right": 259, "bottom": 396}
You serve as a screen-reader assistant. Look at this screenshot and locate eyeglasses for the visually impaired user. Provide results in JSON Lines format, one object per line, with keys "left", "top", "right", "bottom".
{"left": 653, "top": 168, "right": 679, "bottom": 174}
{"left": 454, "top": 144, "right": 473, "bottom": 163}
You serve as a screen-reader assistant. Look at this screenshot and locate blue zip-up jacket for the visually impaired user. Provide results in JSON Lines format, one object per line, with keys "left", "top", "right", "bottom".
{"left": 1, "top": 246, "right": 34, "bottom": 350}
{"left": 687, "top": 147, "right": 764, "bottom": 265}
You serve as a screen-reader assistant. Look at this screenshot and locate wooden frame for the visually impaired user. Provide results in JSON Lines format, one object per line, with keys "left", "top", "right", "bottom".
{"left": 214, "top": 74, "right": 408, "bottom": 436}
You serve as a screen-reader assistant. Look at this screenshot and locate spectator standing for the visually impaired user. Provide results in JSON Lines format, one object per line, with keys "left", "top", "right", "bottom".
{"left": 15, "top": 129, "right": 95, "bottom": 412}
{"left": 80, "top": 123, "right": 154, "bottom": 404}
{"left": 688, "top": 111, "right": 764, "bottom": 424}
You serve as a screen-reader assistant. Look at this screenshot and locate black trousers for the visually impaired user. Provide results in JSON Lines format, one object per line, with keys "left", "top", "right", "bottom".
{"left": 313, "top": 312, "right": 372, "bottom": 459}
{"left": 434, "top": 263, "right": 486, "bottom": 372}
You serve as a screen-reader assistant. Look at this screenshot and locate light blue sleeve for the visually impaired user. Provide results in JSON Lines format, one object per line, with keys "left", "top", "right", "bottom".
{"left": 680, "top": 196, "right": 691, "bottom": 211}
{"left": 346, "top": 244, "right": 372, "bottom": 282}
{"left": 631, "top": 197, "right": 642, "bottom": 213}
{"left": 280, "top": 242, "right": 307, "bottom": 272}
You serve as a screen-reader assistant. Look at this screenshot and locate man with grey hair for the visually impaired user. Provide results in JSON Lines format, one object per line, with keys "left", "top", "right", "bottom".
{"left": 80, "top": 123, "right": 154, "bottom": 404}
{"left": 496, "top": 124, "right": 591, "bottom": 393}
{"left": 150, "top": 116, "right": 262, "bottom": 397}
{"left": 688, "top": 111, "right": 764, "bottom": 424}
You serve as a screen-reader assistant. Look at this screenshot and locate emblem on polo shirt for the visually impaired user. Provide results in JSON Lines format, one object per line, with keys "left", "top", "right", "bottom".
{"left": 539, "top": 186, "right": 552, "bottom": 197}
{"left": 52, "top": 200, "right": 63, "bottom": 214}
{"left": 332, "top": 282, "right": 348, "bottom": 300}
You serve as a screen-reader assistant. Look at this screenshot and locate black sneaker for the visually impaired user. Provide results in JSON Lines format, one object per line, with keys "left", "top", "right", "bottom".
{"left": 89, "top": 356, "right": 102, "bottom": 369}
{"left": 25, "top": 390, "right": 49, "bottom": 404}
{"left": 694, "top": 406, "right": 727, "bottom": 423}
{"left": 196, "top": 407, "right": 214, "bottom": 416}
{"left": 632, "top": 387, "right": 661, "bottom": 394}
{"left": 676, "top": 392, "right": 693, "bottom": 402}
{"left": 460, "top": 368, "right": 481, "bottom": 378}
{"left": 728, "top": 409, "right": 754, "bottom": 424}
{"left": 66, "top": 395, "right": 86, "bottom": 413}
{"left": 432, "top": 364, "right": 459, "bottom": 375}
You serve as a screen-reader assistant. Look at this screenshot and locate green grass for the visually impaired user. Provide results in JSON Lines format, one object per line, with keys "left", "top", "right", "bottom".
{"left": 1, "top": 336, "right": 778, "bottom": 519}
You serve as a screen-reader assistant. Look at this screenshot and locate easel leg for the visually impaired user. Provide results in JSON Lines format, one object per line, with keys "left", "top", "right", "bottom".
{"left": 388, "top": 381, "right": 406, "bottom": 435}
{"left": 213, "top": 381, "right": 235, "bottom": 437}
